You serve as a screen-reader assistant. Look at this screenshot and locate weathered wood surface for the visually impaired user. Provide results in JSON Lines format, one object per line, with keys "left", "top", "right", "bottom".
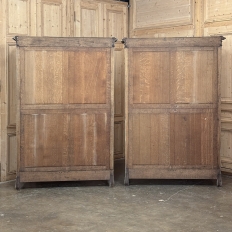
{"left": 15, "top": 36, "right": 117, "bottom": 48}
{"left": 130, "top": 0, "right": 232, "bottom": 173}
{"left": 16, "top": 37, "right": 115, "bottom": 188}
{"left": 0, "top": 0, "right": 128, "bottom": 182}
{"left": 123, "top": 37, "right": 224, "bottom": 48}
{"left": 73, "top": 0, "right": 128, "bottom": 159}
{"left": 124, "top": 37, "right": 222, "bottom": 184}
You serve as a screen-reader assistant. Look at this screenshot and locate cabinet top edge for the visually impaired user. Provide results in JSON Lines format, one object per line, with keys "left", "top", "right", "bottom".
{"left": 122, "top": 37, "right": 225, "bottom": 48}
{"left": 14, "top": 36, "right": 118, "bottom": 48}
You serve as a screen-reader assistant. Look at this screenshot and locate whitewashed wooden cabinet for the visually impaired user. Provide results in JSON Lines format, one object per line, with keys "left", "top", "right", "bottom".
{"left": 0, "top": 0, "right": 128, "bottom": 181}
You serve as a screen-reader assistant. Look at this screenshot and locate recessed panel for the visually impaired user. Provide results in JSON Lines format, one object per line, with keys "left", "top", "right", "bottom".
{"left": 171, "top": 50, "right": 215, "bottom": 103}
{"left": 21, "top": 113, "right": 109, "bottom": 168}
{"left": 7, "top": 0, "right": 29, "bottom": 35}
{"left": 22, "top": 49, "right": 109, "bottom": 104}
{"left": 42, "top": 3, "right": 62, "bottom": 36}
{"left": 133, "top": 51, "right": 170, "bottom": 104}
{"left": 135, "top": 0, "right": 192, "bottom": 29}
{"left": 131, "top": 113, "right": 170, "bottom": 165}
{"left": 205, "top": 0, "right": 232, "bottom": 23}
{"left": 81, "top": 8, "right": 98, "bottom": 37}
{"left": 221, "top": 36, "right": 232, "bottom": 101}
{"left": 170, "top": 113, "right": 215, "bottom": 166}
{"left": 8, "top": 44, "right": 17, "bottom": 125}
{"left": 107, "top": 11, "right": 123, "bottom": 39}
{"left": 221, "top": 126, "right": 232, "bottom": 160}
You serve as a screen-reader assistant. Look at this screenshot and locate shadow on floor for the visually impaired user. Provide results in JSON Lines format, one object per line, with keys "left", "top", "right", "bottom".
{"left": 21, "top": 158, "right": 219, "bottom": 189}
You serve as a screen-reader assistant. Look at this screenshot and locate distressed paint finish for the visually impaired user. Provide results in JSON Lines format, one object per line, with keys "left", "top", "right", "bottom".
{"left": 16, "top": 37, "right": 115, "bottom": 187}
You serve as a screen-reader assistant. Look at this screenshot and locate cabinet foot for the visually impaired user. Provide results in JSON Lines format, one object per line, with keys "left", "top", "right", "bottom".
{"left": 217, "top": 173, "right": 222, "bottom": 187}
{"left": 108, "top": 172, "right": 114, "bottom": 187}
{"left": 15, "top": 176, "right": 23, "bottom": 190}
{"left": 124, "top": 169, "right": 129, "bottom": 186}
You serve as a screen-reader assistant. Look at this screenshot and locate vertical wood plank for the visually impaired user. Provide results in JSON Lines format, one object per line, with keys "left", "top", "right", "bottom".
{"left": 131, "top": 114, "right": 140, "bottom": 165}
{"left": 133, "top": 51, "right": 170, "bottom": 104}
{"left": 189, "top": 113, "right": 202, "bottom": 165}
{"left": 96, "top": 113, "right": 109, "bottom": 167}
{"left": 139, "top": 114, "right": 151, "bottom": 165}
{"left": 150, "top": 114, "right": 170, "bottom": 165}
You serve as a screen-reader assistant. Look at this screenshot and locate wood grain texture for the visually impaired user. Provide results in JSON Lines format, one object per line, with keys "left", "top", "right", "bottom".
{"left": 15, "top": 36, "right": 117, "bottom": 47}
{"left": 74, "top": 0, "right": 102, "bottom": 37}
{"left": 133, "top": 0, "right": 192, "bottom": 29}
{"left": 129, "top": 168, "right": 218, "bottom": 179}
{"left": 17, "top": 37, "right": 114, "bottom": 184}
{"left": 7, "top": 0, "right": 30, "bottom": 35}
{"left": 170, "top": 112, "right": 216, "bottom": 166}
{"left": 129, "top": 0, "right": 231, "bottom": 173}
{"left": 1, "top": 0, "right": 70, "bottom": 182}
{"left": 1, "top": 0, "right": 127, "bottom": 182}
{"left": 170, "top": 49, "right": 215, "bottom": 103}
{"left": 131, "top": 113, "right": 170, "bottom": 165}
{"left": 20, "top": 170, "right": 111, "bottom": 182}
{"left": 103, "top": 3, "right": 128, "bottom": 41}
{"left": 21, "top": 49, "right": 110, "bottom": 105}
{"left": 203, "top": 1, "right": 232, "bottom": 172}
{"left": 132, "top": 51, "right": 170, "bottom": 104}
{"left": 123, "top": 37, "right": 224, "bottom": 48}
{"left": 204, "top": 0, "right": 232, "bottom": 23}
{"left": 125, "top": 37, "right": 221, "bottom": 181}
{"left": 21, "top": 112, "right": 110, "bottom": 168}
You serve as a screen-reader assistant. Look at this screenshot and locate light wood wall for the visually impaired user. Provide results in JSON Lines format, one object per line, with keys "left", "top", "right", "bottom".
{"left": 130, "top": 0, "right": 232, "bottom": 173}
{"left": 0, "top": 0, "right": 128, "bottom": 181}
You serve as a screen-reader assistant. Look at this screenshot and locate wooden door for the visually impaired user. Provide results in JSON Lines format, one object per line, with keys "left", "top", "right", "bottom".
{"left": 36, "top": 0, "right": 70, "bottom": 36}
{"left": 103, "top": 2, "right": 128, "bottom": 41}
{"left": 124, "top": 37, "right": 222, "bottom": 185}
{"left": 73, "top": 0, "right": 103, "bottom": 37}
{"left": 16, "top": 37, "right": 115, "bottom": 188}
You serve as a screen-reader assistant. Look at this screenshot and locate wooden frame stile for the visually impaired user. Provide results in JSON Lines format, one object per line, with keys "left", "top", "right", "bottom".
{"left": 16, "top": 43, "right": 22, "bottom": 189}
{"left": 217, "top": 45, "right": 222, "bottom": 186}
{"left": 15, "top": 36, "right": 116, "bottom": 189}
{"left": 110, "top": 46, "right": 115, "bottom": 186}
{"left": 0, "top": 0, "right": 3, "bottom": 180}
{"left": 123, "top": 41, "right": 129, "bottom": 185}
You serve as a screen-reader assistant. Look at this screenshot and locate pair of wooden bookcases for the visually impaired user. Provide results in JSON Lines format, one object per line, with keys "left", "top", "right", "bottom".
{"left": 15, "top": 36, "right": 223, "bottom": 189}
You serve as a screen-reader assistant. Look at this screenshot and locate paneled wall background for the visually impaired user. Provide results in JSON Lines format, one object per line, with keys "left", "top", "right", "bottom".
{"left": 130, "top": 0, "right": 232, "bottom": 173}
{"left": 0, "top": 0, "right": 128, "bottom": 181}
